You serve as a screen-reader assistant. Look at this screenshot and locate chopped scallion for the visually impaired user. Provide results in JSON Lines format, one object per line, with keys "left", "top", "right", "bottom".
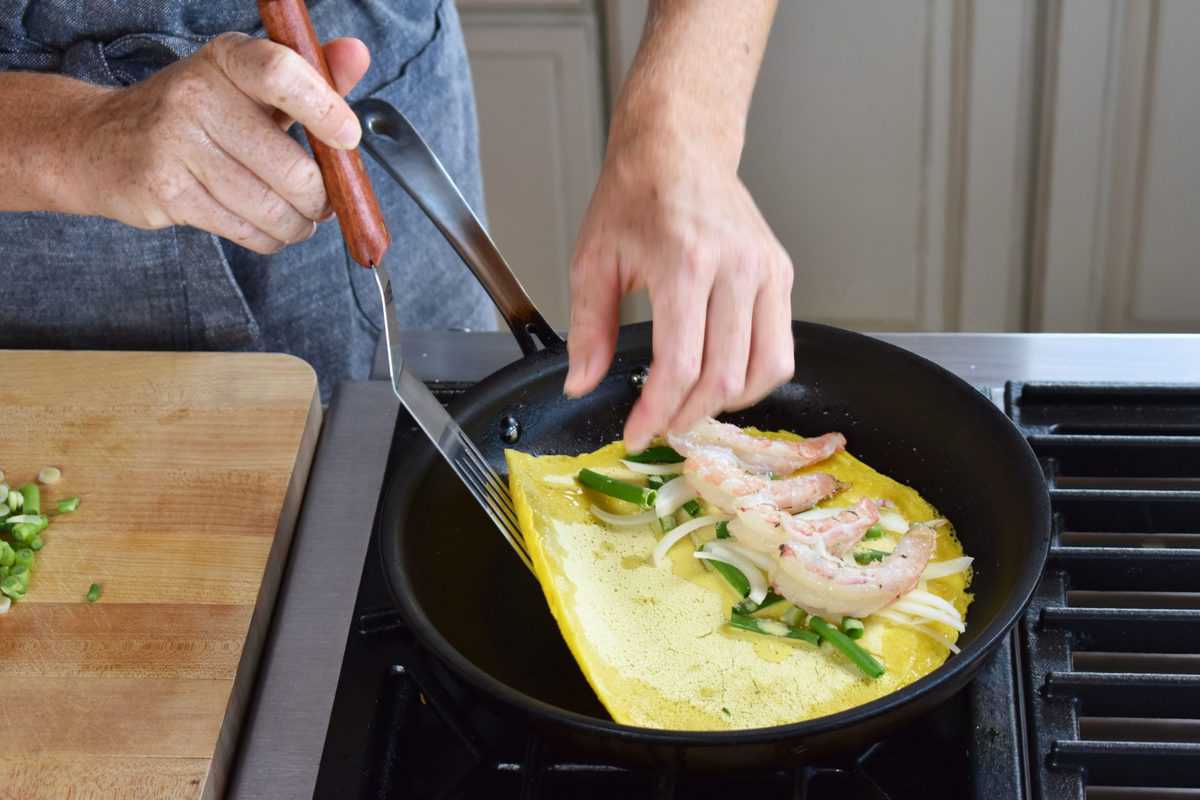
{"left": 729, "top": 610, "right": 820, "bottom": 645}
{"left": 624, "top": 446, "right": 685, "bottom": 464}
{"left": 56, "top": 496, "right": 80, "bottom": 513}
{"left": 577, "top": 469, "right": 657, "bottom": 508}
{"left": 864, "top": 524, "right": 885, "bottom": 540}
{"left": 86, "top": 582, "right": 102, "bottom": 603}
{"left": 841, "top": 617, "right": 866, "bottom": 639}
{"left": 682, "top": 499, "right": 702, "bottom": 518}
{"left": 809, "top": 616, "right": 885, "bottom": 678}
{"left": 854, "top": 549, "right": 889, "bottom": 565}
{"left": 715, "top": 521, "right": 731, "bottom": 540}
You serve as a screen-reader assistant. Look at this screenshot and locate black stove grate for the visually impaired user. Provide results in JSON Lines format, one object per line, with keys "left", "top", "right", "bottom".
{"left": 1008, "top": 383, "right": 1200, "bottom": 800}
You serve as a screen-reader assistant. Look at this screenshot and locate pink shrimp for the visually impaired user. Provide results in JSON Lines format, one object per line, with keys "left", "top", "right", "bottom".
{"left": 682, "top": 446, "right": 841, "bottom": 515}
{"left": 669, "top": 417, "right": 846, "bottom": 475}
{"left": 769, "top": 525, "right": 936, "bottom": 618}
{"left": 728, "top": 498, "right": 879, "bottom": 556}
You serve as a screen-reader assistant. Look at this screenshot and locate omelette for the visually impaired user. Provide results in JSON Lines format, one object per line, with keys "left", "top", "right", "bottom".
{"left": 505, "top": 424, "right": 972, "bottom": 731}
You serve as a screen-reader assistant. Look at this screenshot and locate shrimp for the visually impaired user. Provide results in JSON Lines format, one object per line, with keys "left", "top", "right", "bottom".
{"left": 728, "top": 498, "right": 879, "bottom": 556}
{"left": 769, "top": 525, "right": 936, "bottom": 618}
{"left": 669, "top": 417, "right": 846, "bottom": 475}
{"left": 682, "top": 446, "right": 841, "bottom": 515}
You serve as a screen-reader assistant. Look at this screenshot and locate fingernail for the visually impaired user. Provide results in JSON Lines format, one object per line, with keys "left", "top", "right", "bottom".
{"left": 335, "top": 117, "right": 361, "bottom": 149}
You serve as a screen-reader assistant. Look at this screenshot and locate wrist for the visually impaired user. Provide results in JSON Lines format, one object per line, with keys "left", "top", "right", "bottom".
{"left": 607, "top": 86, "right": 746, "bottom": 175}
{"left": 52, "top": 83, "right": 118, "bottom": 217}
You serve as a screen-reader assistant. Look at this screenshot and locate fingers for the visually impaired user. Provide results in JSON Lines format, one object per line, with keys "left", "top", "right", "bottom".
{"left": 728, "top": 259, "right": 795, "bottom": 410}
{"left": 272, "top": 37, "right": 371, "bottom": 131}
{"left": 668, "top": 268, "right": 756, "bottom": 431}
{"left": 187, "top": 140, "right": 317, "bottom": 246}
{"left": 208, "top": 32, "right": 361, "bottom": 150}
{"left": 198, "top": 86, "right": 330, "bottom": 221}
{"left": 174, "top": 173, "right": 286, "bottom": 255}
{"left": 623, "top": 265, "right": 712, "bottom": 452}
{"left": 565, "top": 249, "right": 622, "bottom": 398}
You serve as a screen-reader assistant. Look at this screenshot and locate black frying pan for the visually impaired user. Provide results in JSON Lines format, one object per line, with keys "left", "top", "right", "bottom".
{"left": 355, "top": 98, "right": 1051, "bottom": 768}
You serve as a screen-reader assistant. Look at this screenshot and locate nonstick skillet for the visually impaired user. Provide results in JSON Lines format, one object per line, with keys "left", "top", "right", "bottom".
{"left": 352, "top": 98, "right": 1051, "bottom": 769}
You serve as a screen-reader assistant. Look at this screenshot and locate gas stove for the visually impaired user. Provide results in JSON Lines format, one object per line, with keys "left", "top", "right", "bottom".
{"left": 227, "top": 333, "right": 1200, "bottom": 800}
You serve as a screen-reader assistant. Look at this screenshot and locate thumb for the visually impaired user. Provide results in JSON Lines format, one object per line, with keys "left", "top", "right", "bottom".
{"left": 565, "top": 254, "right": 621, "bottom": 398}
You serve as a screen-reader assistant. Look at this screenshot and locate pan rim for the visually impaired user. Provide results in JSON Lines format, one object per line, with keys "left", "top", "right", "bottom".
{"left": 380, "top": 320, "right": 1052, "bottom": 746}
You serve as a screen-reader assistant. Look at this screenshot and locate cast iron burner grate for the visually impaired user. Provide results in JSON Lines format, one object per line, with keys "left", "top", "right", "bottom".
{"left": 1008, "top": 383, "right": 1200, "bottom": 800}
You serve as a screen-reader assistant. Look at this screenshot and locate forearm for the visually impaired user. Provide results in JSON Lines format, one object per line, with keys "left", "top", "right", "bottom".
{"left": 612, "top": 0, "right": 777, "bottom": 168}
{"left": 0, "top": 72, "right": 109, "bottom": 214}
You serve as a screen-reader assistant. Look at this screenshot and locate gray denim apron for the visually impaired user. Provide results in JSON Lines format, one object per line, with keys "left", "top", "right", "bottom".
{"left": 0, "top": 0, "right": 495, "bottom": 399}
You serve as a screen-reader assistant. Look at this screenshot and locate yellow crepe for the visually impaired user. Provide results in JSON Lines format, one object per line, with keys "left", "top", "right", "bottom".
{"left": 505, "top": 430, "right": 972, "bottom": 731}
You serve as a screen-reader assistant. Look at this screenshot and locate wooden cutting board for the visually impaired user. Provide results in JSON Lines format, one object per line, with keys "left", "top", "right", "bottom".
{"left": 0, "top": 352, "right": 321, "bottom": 800}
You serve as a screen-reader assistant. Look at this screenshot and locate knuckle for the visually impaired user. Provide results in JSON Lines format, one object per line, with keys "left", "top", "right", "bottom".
{"left": 715, "top": 369, "right": 746, "bottom": 400}
{"left": 663, "top": 351, "right": 701, "bottom": 385}
{"left": 284, "top": 156, "right": 324, "bottom": 204}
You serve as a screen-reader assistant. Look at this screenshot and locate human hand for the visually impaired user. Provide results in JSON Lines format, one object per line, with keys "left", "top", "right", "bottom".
{"left": 563, "top": 127, "right": 795, "bottom": 452}
{"left": 70, "top": 33, "right": 370, "bottom": 253}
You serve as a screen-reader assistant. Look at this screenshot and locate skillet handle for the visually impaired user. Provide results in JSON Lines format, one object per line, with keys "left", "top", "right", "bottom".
{"left": 353, "top": 98, "right": 563, "bottom": 357}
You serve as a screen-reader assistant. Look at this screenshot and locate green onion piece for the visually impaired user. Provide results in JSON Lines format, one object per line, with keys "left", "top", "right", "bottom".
{"left": 57, "top": 496, "right": 81, "bottom": 513}
{"left": 0, "top": 575, "right": 24, "bottom": 599}
{"left": 781, "top": 606, "right": 806, "bottom": 627}
{"left": 624, "top": 446, "right": 685, "bottom": 464}
{"left": 86, "top": 583, "right": 102, "bottom": 603}
{"left": 577, "top": 469, "right": 657, "bottom": 508}
{"left": 854, "top": 549, "right": 889, "bottom": 565}
{"left": 738, "top": 591, "right": 788, "bottom": 614}
{"left": 841, "top": 617, "right": 866, "bottom": 639}
{"left": 29, "top": 535, "right": 44, "bottom": 552}
{"left": 658, "top": 514, "right": 678, "bottom": 535}
{"left": 721, "top": 707, "right": 731, "bottom": 716}
{"left": 14, "top": 548, "right": 34, "bottom": 569}
{"left": 6, "top": 490, "right": 22, "bottom": 511}
{"left": 0, "top": 541, "right": 13, "bottom": 567}
{"left": 710, "top": 558, "right": 750, "bottom": 597}
{"left": 864, "top": 524, "right": 885, "bottom": 540}
{"left": 0, "top": 503, "right": 8, "bottom": 518}
{"left": 646, "top": 476, "right": 666, "bottom": 490}
{"left": 682, "top": 499, "right": 702, "bottom": 518}
{"left": 19, "top": 483, "right": 39, "bottom": 516}
{"left": 730, "top": 611, "right": 821, "bottom": 645}
{"left": 809, "top": 616, "right": 885, "bottom": 678}
{"left": 715, "top": 521, "right": 731, "bottom": 540}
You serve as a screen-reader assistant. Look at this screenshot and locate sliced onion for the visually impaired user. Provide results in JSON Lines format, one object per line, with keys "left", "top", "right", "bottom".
{"left": 541, "top": 474, "right": 578, "bottom": 487}
{"left": 589, "top": 504, "right": 658, "bottom": 527}
{"left": 922, "top": 556, "right": 973, "bottom": 580}
{"left": 695, "top": 541, "right": 768, "bottom": 605}
{"left": 878, "top": 510, "right": 908, "bottom": 532}
{"left": 904, "top": 588, "right": 963, "bottom": 618}
{"left": 620, "top": 460, "right": 684, "bottom": 476}
{"left": 654, "top": 476, "right": 698, "bottom": 518}
{"left": 888, "top": 599, "right": 965, "bottom": 632}
{"left": 653, "top": 515, "right": 723, "bottom": 567}
{"left": 793, "top": 507, "right": 842, "bottom": 522}
{"left": 718, "top": 540, "right": 774, "bottom": 571}
{"left": 876, "top": 610, "right": 961, "bottom": 653}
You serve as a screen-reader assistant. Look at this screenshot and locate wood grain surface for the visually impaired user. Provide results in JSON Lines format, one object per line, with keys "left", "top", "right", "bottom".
{"left": 0, "top": 352, "right": 321, "bottom": 800}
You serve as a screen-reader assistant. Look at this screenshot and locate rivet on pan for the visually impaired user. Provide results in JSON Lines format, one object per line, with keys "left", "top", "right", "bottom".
{"left": 500, "top": 415, "right": 521, "bottom": 444}
{"left": 629, "top": 366, "right": 649, "bottom": 392}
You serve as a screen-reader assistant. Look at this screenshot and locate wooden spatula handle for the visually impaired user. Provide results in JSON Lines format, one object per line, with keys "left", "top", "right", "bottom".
{"left": 258, "top": 0, "right": 390, "bottom": 267}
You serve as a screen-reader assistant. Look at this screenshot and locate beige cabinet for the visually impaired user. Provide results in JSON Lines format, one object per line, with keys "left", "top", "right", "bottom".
{"left": 465, "top": 0, "right": 1200, "bottom": 334}
{"left": 460, "top": 1, "right": 605, "bottom": 331}
{"left": 1033, "top": 0, "right": 1200, "bottom": 332}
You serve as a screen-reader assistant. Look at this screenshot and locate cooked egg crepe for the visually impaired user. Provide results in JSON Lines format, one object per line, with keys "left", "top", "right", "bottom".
{"left": 505, "top": 430, "right": 972, "bottom": 731}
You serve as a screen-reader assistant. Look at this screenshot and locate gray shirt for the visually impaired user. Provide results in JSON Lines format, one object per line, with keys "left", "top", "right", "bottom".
{"left": 0, "top": 0, "right": 495, "bottom": 399}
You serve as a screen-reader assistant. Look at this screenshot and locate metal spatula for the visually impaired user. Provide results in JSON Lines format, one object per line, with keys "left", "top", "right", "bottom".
{"left": 260, "top": 0, "right": 536, "bottom": 573}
